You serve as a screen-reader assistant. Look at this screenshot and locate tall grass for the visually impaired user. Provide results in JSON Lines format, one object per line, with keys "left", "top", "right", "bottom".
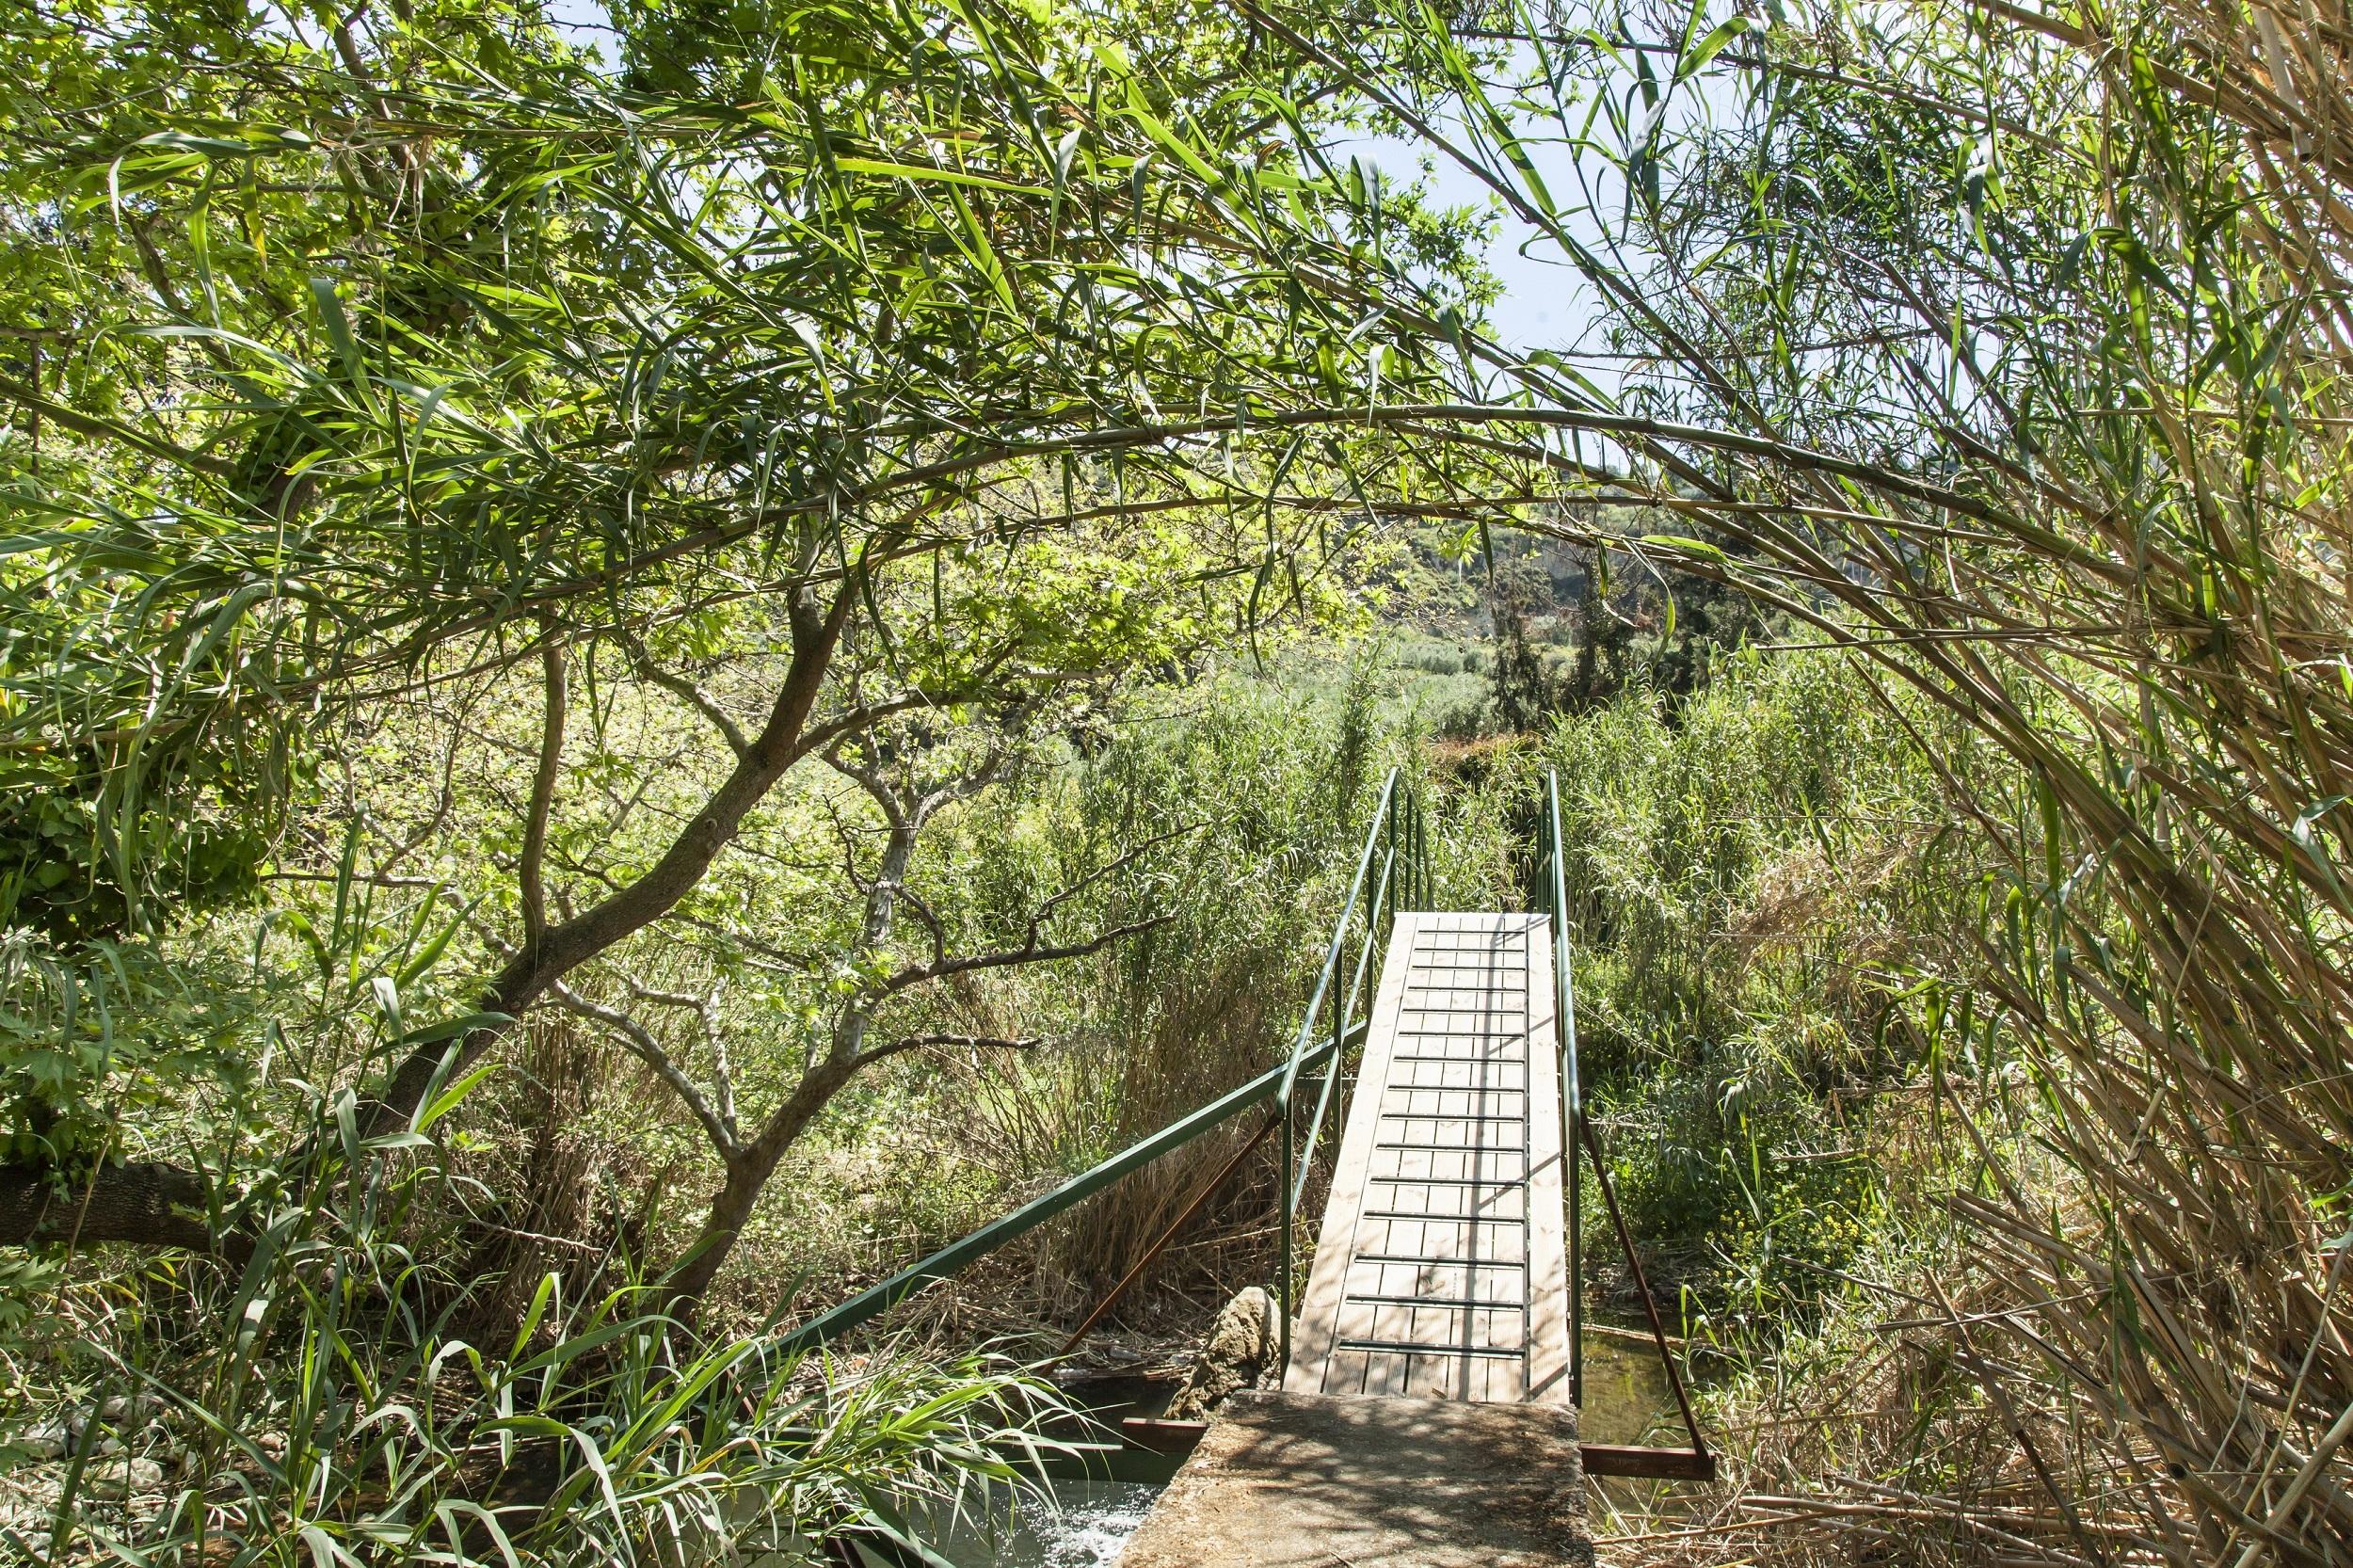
{"left": 1533, "top": 651, "right": 1975, "bottom": 1338}
{"left": 10, "top": 1068, "right": 1078, "bottom": 1566}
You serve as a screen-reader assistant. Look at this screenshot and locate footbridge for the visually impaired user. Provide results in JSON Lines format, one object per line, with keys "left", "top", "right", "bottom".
{"left": 1283, "top": 909, "right": 1568, "bottom": 1405}
{"left": 784, "top": 768, "right": 1709, "bottom": 1565}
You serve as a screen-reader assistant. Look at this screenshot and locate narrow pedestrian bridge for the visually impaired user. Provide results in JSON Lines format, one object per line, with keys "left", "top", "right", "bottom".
{"left": 1285, "top": 912, "right": 1569, "bottom": 1406}
{"left": 785, "top": 770, "right": 1707, "bottom": 1566}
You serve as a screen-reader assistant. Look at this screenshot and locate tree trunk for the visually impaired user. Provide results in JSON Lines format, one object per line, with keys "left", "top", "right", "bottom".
{"left": 0, "top": 1160, "right": 246, "bottom": 1259}
{"left": 662, "top": 1058, "right": 856, "bottom": 1308}
{"left": 361, "top": 585, "right": 851, "bottom": 1141}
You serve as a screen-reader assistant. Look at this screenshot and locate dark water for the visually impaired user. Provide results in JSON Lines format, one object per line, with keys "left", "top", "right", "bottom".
{"left": 1577, "top": 1327, "right": 1708, "bottom": 1527}
{"left": 1576, "top": 1330, "right": 1682, "bottom": 1447}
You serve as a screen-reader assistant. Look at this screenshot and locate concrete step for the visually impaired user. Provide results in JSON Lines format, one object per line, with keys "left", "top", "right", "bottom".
{"left": 1114, "top": 1389, "right": 1593, "bottom": 1568}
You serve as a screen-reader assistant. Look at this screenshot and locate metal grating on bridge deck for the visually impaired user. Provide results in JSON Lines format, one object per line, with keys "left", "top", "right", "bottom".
{"left": 1286, "top": 912, "right": 1570, "bottom": 1405}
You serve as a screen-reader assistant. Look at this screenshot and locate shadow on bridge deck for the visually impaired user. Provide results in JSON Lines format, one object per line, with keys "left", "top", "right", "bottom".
{"left": 1113, "top": 1388, "right": 1593, "bottom": 1568}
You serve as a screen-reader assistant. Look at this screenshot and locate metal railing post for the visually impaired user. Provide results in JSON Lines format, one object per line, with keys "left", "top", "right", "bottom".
{"left": 1546, "top": 770, "right": 1583, "bottom": 1409}
{"left": 1384, "top": 789, "right": 1396, "bottom": 916}
{"left": 1296, "top": 846, "right": 1392, "bottom": 1214}
{"left": 1417, "top": 789, "right": 1430, "bottom": 904}
{"left": 1405, "top": 786, "right": 1417, "bottom": 906}
{"left": 1279, "top": 1110, "right": 1295, "bottom": 1373}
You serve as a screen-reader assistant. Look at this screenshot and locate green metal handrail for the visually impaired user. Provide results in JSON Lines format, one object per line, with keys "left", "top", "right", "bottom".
{"left": 1543, "top": 770, "right": 1583, "bottom": 1406}
{"left": 1273, "top": 766, "right": 1427, "bottom": 1375}
{"left": 1292, "top": 849, "right": 1390, "bottom": 1216}
{"left": 778, "top": 1027, "right": 1354, "bottom": 1355}
{"left": 1541, "top": 767, "right": 1712, "bottom": 1478}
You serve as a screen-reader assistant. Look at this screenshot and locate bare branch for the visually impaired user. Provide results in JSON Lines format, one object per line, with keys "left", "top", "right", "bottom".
{"left": 546, "top": 980, "right": 740, "bottom": 1160}
{"left": 623, "top": 982, "right": 712, "bottom": 1012}
{"left": 658, "top": 908, "right": 827, "bottom": 970}
{"left": 853, "top": 1032, "right": 1044, "bottom": 1069}
{"left": 1023, "top": 822, "right": 1205, "bottom": 941}
{"left": 794, "top": 642, "right": 1034, "bottom": 765}
{"left": 624, "top": 979, "right": 741, "bottom": 1138}
{"left": 519, "top": 632, "right": 567, "bottom": 952}
{"left": 898, "top": 882, "right": 950, "bottom": 968}
{"left": 819, "top": 787, "right": 882, "bottom": 896}
{"left": 828, "top": 746, "right": 917, "bottom": 831}
{"left": 819, "top": 724, "right": 1024, "bottom": 1065}
{"left": 883, "top": 914, "right": 1171, "bottom": 995}
{"left": 706, "top": 996, "right": 739, "bottom": 1141}
{"left": 622, "top": 632, "right": 749, "bottom": 759}
{"left": 800, "top": 696, "right": 945, "bottom": 769}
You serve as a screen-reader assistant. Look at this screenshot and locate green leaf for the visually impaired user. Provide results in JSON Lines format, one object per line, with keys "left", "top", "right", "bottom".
{"left": 832, "top": 156, "right": 1052, "bottom": 197}
{"left": 1677, "top": 16, "right": 1753, "bottom": 81}
{"left": 1638, "top": 534, "right": 1728, "bottom": 562}
{"left": 309, "top": 276, "right": 379, "bottom": 418}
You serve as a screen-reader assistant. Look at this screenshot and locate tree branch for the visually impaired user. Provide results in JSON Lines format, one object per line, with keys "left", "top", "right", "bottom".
{"left": 0, "top": 1160, "right": 240, "bottom": 1259}
{"left": 883, "top": 914, "right": 1171, "bottom": 995}
{"left": 1021, "top": 823, "right": 1203, "bottom": 941}
{"left": 626, "top": 979, "right": 739, "bottom": 1137}
{"left": 360, "top": 573, "right": 858, "bottom": 1140}
{"left": 0, "top": 372, "right": 233, "bottom": 477}
{"left": 852, "top": 1032, "right": 1043, "bottom": 1069}
{"left": 519, "top": 632, "right": 568, "bottom": 953}
{"left": 623, "top": 632, "right": 748, "bottom": 760}
{"left": 795, "top": 669, "right": 1019, "bottom": 763}
{"left": 546, "top": 981, "right": 739, "bottom": 1160}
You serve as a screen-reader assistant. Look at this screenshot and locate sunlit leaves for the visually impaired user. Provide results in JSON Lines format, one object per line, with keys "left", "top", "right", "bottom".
{"left": 0, "top": 0, "right": 1480, "bottom": 946}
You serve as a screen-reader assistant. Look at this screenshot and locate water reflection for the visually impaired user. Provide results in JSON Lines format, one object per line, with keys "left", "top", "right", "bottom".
{"left": 1577, "top": 1330, "right": 1680, "bottom": 1447}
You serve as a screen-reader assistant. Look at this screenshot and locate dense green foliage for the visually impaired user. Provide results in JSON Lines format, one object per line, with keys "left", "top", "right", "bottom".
{"left": 1545, "top": 654, "right": 1940, "bottom": 1328}
{"left": 0, "top": 0, "right": 1476, "bottom": 1247}
{"left": 7, "top": 0, "right": 2353, "bottom": 1561}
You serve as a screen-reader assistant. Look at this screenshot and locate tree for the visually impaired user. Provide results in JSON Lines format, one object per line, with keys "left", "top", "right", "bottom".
{"left": 1486, "top": 554, "right": 1558, "bottom": 730}
{"left": 542, "top": 699, "right": 1187, "bottom": 1302}
{"left": 0, "top": 0, "right": 1490, "bottom": 1275}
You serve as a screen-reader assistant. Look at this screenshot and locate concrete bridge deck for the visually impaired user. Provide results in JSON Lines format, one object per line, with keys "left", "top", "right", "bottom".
{"left": 1114, "top": 1389, "right": 1593, "bottom": 1568}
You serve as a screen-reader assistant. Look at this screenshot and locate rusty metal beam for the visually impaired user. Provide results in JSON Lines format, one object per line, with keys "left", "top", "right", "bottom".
{"left": 1060, "top": 1112, "right": 1282, "bottom": 1356}
{"left": 1579, "top": 1443, "right": 1717, "bottom": 1480}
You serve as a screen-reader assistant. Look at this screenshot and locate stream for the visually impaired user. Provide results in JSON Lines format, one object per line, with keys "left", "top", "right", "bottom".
{"left": 924, "top": 1478, "right": 1166, "bottom": 1568}
{"left": 902, "top": 1376, "right": 1185, "bottom": 1568}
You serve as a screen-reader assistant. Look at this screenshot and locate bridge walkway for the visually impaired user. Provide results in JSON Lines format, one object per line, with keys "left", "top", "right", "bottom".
{"left": 1285, "top": 911, "right": 1571, "bottom": 1405}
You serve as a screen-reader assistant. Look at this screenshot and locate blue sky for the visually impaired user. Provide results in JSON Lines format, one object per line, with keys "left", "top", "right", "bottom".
{"left": 1338, "top": 133, "right": 1611, "bottom": 354}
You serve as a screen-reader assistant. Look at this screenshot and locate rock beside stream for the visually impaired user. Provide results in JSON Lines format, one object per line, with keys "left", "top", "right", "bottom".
{"left": 84, "top": 1456, "right": 167, "bottom": 1501}
{"left": 1165, "top": 1288, "right": 1276, "bottom": 1420}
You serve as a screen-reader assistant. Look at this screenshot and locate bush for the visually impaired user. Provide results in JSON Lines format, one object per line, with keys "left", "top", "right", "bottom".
{"left": 1542, "top": 650, "right": 1977, "bottom": 1333}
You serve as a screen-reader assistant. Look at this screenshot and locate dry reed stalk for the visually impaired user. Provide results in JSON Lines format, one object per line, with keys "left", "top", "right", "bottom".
{"left": 1465, "top": 0, "right": 2353, "bottom": 1556}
